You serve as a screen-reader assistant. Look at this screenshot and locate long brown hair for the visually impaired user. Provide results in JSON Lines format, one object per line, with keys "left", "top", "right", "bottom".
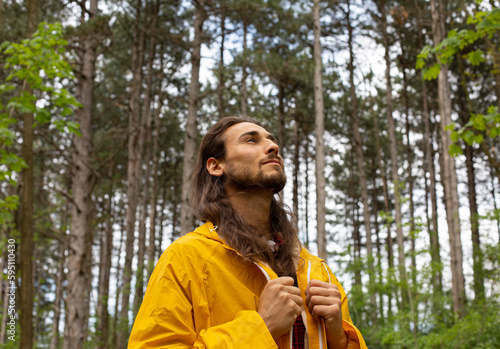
{"left": 191, "top": 116, "right": 301, "bottom": 277}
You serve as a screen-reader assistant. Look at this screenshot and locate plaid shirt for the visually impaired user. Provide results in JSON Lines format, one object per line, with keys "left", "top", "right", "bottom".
{"left": 273, "top": 234, "right": 306, "bottom": 349}
{"left": 292, "top": 315, "right": 306, "bottom": 349}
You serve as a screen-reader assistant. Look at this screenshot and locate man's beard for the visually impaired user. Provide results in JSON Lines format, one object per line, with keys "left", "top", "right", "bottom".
{"left": 224, "top": 165, "right": 287, "bottom": 194}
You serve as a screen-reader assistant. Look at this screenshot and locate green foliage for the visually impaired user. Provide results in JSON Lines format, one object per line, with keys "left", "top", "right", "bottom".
{"left": 419, "top": 300, "right": 500, "bottom": 349}
{"left": 447, "top": 106, "right": 500, "bottom": 156}
{"left": 362, "top": 291, "right": 500, "bottom": 349}
{"left": 416, "top": 8, "right": 500, "bottom": 79}
{"left": 0, "top": 22, "right": 81, "bottom": 226}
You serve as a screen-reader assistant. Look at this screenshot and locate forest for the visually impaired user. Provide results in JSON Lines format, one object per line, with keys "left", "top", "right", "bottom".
{"left": 1, "top": 0, "right": 500, "bottom": 348}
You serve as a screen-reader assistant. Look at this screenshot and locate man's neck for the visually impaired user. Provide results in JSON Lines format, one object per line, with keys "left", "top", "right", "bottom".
{"left": 226, "top": 188, "right": 275, "bottom": 240}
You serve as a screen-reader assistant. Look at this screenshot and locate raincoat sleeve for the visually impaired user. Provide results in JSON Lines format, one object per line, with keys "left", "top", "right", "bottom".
{"left": 321, "top": 264, "right": 369, "bottom": 349}
{"left": 128, "top": 240, "right": 277, "bottom": 349}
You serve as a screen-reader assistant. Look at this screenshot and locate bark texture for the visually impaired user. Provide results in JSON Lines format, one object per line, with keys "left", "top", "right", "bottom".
{"left": 96, "top": 173, "right": 114, "bottom": 349}
{"left": 415, "top": 0, "right": 442, "bottom": 294}
{"left": 49, "top": 241, "right": 66, "bottom": 349}
{"left": 313, "top": 0, "right": 327, "bottom": 260}
{"left": 241, "top": 21, "right": 248, "bottom": 117}
{"left": 346, "top": 0, "right": 376, "bottom": 321}
{"left": 19, "top": 1, "right": 38, "bottom": 347}
{"left": 119, "top": 0, "right": 146, "bottom": 345}
{"left": 430, "top": 0, "right": 466, "bottom": 317}
{"left": 378, "top": 1, "right": 409, "bottom": 309}
{"left": 180, "top": 0, "right": 206, "bottom": 235}
{"left": 65, "top": 1, "right": 98, "bottom": 347}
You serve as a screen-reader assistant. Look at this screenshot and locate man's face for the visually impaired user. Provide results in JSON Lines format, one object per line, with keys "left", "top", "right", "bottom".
{"left": 218, "top": 122, "right": 286, "bottom": 193}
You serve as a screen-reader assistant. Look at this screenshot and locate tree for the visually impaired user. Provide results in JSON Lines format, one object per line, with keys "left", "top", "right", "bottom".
{"left": 119, "top": 0, "right": 147, "bottom": 345}
{"left": 180, "top": 0, "right": 207, "bottom": 235}
{"left": 313, "top": 0, "right": 327, "bottom": 260}
{"left": 20, "top": 1, "right": 38, "bottom": 347}
{"left": 65, "top": 1, "right": 100, "bottom": 348}
{"left": 429, "top": 0, "right": 467, "bottom": 317}
{"left": 414, "top": 0, "right": 443, "bottom": 300}
{"left": 344, "top": 0, "right": 376, "bottom": 322}
{"left": 374, "top": 0, "right": 410, "bottom": 310}
{"left": 0, "top": 21, "right": 80, "bottom": 346}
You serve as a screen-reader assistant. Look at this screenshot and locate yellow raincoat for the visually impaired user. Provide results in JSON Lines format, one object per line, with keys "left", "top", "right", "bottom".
{"left": 129, "top": 222, "right": 368, "bottom": 349}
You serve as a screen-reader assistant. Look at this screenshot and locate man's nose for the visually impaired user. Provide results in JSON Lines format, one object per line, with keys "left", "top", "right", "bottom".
{"left": 266, "top": 140, "right": 279, "bottom": 155}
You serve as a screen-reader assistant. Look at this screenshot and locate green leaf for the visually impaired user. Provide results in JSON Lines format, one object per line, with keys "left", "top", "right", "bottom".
{"left": 449, "top": 143, "right": 463, "bottom": 157}
{"left": 491, "top": 128, "right": 499, "bottom": 139}
{"left": 467, "top": 49, "right": 485, "bottom": 66}
{"left": 471, "top": 113, "right": 486, "bottom": 131}
{"left": 423, "top": 63, "right": 441, "bottom": 80}
{"left": 445, "top": 122, "right": 456, "bottom": 132}
{"left": 463, "top": 130, "right": 475, "bottom": 145}
{"left": 472, "top": 134, "right": 484, "bottom": 144}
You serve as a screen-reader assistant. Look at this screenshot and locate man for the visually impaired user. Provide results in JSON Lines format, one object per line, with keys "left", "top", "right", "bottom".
{"left": 129, "top": 117, "right": 367, "bottom": 348}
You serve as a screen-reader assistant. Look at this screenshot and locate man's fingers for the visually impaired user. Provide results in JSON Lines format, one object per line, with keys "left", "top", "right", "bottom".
{"left": 310, "top": 304, "right": 341, "bottom": 320}
{"left": 289, "top": 293, "right": 304, "bottom": 306}
{"left": 306, "top": 279, "right": 339, "bottom": 292}
{"left": 274, "top": 276, "right": 294, "bottom": 286}
{"left": 308, "top": 294, "right": 335, "bottom": 308}
{"left": 308, "top": 285, "right": 339, "bottom": 296}
{"left": 284, "top": 285, "right": 302, "bottom": 296}
{"left": 305, "top": 281, "right": 340, "bottom": 305}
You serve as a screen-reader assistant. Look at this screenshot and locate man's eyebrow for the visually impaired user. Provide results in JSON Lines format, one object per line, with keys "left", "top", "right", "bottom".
{"left": 238, "top": 131, "right": 259, "bottom": 140}
{"left": 267, "top": 133, "right": 278, "bottom": 143}
{"left": 239, "top": 130, "right": 278, "bottom": 143}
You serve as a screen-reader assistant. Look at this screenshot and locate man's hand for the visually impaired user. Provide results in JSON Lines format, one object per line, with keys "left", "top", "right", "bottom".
{"left": 305, "top": 279, "right": 347, "bottom": 349}
{"left": 258, "top": 276, "right": 303, "bottom": 341}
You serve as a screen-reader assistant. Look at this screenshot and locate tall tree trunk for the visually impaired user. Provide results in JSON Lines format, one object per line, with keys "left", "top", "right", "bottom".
{"left": 65, "top": 1, "right": 98, "bottom": 347}
{"left": 313, "top": 0, "right": 327, "bottom": 260}
{"left": 133, "top": 2, "right": 158, "bottom": 317}
{"left": 346, "top": 0, "right": 376, "bottom": 322}
{"left": 369, "top": 97, "right": 395, "bottom": 316}
{"left": 147, "top": 86, "right": 163, "bottom": 277}
{"left": 112, "top": 214, "right": 127, "bottom": 349}
{"left": 415, "top": 0, "right": 443, "bottom": 294}
{"left": 158, "top": 178, "right": 170, "bottom": 254}
{"left": 276, "top": 82, "right": 286, "bottom": 193}
{"left": 96, "top": 166, "right": 114, "bottom": 349}
{"left": 49, "top": 218, "right": 67, "bottom": 349}
{"left": 276, "top": 83, "right": 285, "bottom": 205}
{"left": 402, "top": 64, "right": 417, "bottom": 284}
{"left": 119, "top": 0, "right": 146, "bottom": 345}
{"left": 0, "top": 240, "right": 7, "bottom": 344}
{"left": 180, "top": 0, "right": 206, "bottom": 235}
{"left": 0, "top": 236, "right": 4, "bottom": 319}
{"left": 0, "top": 263, "right": 9, "bottom": 344}
{"left": 465, "top": 144, "right": 484, "bottom": 300}
{"left": 292, "top": 113, "right": 300, "bottom": 232}
{"left": 217, "top": 12, "right": 225, "bottom": 119}
{"left": 351, "top": 191, "right": 362, "bottom": 288}
{"left": 430, "top": 0, "right": 466, "bottom": 317}
{"left": 241, "top": 21, "right": 249, "bottom": 117}
{"left": 401, "top": 56, "right": 418, "bottom": 348}
{"left": 277, "top": 82, "right": 285, "bottom": 154}
{"left": 84, "top": 200, "right": 95, "bottom": 339}
{"left": 490, "top": 166, "right": 500, "bottom": 239}
{"left": 172, "top": 167, "right": 181, "bottom": 240}
{"left": 378, "top": 1, "right": 410, "bottom": 312}
{"left": 456, "top": 54, "right": 485, "bottom": 301}
{"left": 372, "top": 174, "right": 385, "bottom": 324}
{"left": 304, "top": 136, "right": 311, "bottom": 248}
{"left": 19, "top": 1, "right": 38, "bottom": 347}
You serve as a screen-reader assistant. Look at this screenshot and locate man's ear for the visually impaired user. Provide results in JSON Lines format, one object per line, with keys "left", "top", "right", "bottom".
{"left": 207, "top": 157, "right": 224, "bottom": 177}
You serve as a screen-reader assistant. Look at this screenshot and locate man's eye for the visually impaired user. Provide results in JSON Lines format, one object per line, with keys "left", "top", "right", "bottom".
{"left": 246, "top": 138, "right": 256, "bottom": 143}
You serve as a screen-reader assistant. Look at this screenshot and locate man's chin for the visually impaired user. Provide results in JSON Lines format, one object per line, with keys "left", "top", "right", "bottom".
{"left": 265, "top": 175, "right": 286, "bottom": 193}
